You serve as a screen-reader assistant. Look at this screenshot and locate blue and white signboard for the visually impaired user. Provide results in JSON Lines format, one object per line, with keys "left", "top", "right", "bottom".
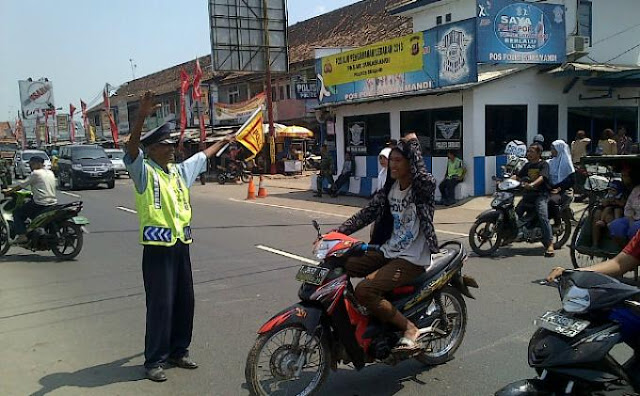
{"left": 477, "top": 0, "right": 566, "bottom": 64}
{"left": 316, "top": 19, "right": 477, "bottom": 105}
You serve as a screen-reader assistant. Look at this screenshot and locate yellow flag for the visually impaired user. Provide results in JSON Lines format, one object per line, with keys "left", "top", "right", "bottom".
{"left": 235, "top": 109, "right": 264, "bottom": 159}
{"left": 89, "top": 126, "right": 96, "bottom": 142}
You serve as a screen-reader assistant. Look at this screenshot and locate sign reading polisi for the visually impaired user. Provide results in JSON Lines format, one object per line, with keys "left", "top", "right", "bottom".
{"left": 19, "top": 80, "right": 55, "bottom": 119}
{"left": 316, "top": 19, "right": 477, "bottom": 105}
{"left": 476, "top": 0, "right": 566, "bottom": 64}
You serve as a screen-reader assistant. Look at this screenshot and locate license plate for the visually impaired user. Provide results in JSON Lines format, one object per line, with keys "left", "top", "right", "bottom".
{"left": 295, "top": 265, "right": 329, "bottom": 285}
{"left": 537, "top": 311, "right": 590, "bottom": 338}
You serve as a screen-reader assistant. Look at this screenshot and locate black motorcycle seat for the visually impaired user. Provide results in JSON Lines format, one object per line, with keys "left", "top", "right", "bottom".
{"left": 388, "top": 245, "right": 460, "bottom": 298}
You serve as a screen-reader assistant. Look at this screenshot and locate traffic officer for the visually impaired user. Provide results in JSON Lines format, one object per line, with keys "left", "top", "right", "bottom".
{"left": 125, "top": 91, "right": 233, "bottom": 382}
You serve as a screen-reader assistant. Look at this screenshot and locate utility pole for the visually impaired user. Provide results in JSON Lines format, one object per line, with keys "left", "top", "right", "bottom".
{"left": 263, "top": 0, "right": 277, "bottom": 174}
{"left": 129, "top": 58, "right": 137, "bottom": 80}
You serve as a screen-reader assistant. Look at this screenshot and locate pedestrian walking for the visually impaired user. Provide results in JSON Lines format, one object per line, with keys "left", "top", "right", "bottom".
{"left": 124, "top": 91, "right": 233, "bottom": 382}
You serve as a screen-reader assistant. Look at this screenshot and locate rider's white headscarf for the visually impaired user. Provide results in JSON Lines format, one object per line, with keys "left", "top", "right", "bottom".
{"left": 548, "top": 140, "right": 575, "bottom": 186}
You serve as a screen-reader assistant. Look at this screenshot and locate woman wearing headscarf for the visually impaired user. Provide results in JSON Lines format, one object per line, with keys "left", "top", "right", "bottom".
{"left": 376, "top": 147, "right": 391, "bottom": 193}
{"left": 547, "top": 140, "right": 576, "bottom": 223}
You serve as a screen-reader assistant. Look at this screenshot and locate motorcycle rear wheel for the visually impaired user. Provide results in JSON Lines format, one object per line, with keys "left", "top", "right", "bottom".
{"left": 415, "top": 286, "right": 467, "bottom": 366}
{"left": 0, "top": 221, "right": 10, "bottom": 256}
{"left": 245, "top": 324, "right": 330, "bottom": 396}
{"left": 469, "top": 219, "right": 501, "bottom": 256}
{"left": 552, "top": 213, "right": 572, "bottom": 249}
{"left": 51, "top": 222, "right": 83, "bottom": 260}
{"left": 217, "top": 174, "right": 227, "bottom": 185}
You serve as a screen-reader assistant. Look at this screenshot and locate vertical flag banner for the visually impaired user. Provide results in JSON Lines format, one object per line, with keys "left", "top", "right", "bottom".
{"left": 179, "top": 69, "right": 190, "bottom": 146}
{"left": 80, "top": 100, "right": 89, "bottom": 142}
{"left": 103, "top": 84, "right": 119, "bottom": 148}
{"left": 192, "top": 59, "right": 206, "bottom": 148}
{"left": 69, "top": 104, "right": 77, "bottom": 143}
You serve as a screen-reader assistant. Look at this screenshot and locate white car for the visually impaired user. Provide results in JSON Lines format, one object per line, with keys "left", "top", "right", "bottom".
{"left": 13, "top": 150, "right": 52, "bottom": 179}
{"left": 104, "top": 148, "right": 127, "bottom": 178}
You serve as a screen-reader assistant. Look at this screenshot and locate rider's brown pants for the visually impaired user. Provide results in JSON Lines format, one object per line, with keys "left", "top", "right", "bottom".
{"left": 345, "top": 251, "right": 424, "bottom": 322}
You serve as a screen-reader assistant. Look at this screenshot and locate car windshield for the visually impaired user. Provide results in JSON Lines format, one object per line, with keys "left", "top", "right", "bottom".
{"left": 107, "top": 151, "right": 124, "bottom": 160}
{"left": 72, "top": 147, "right": 107, "bottom": 160}
{"left": 22, "top": 152, "right": 48, "bottom": 161}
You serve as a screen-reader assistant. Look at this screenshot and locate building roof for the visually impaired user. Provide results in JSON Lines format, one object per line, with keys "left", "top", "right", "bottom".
{"left": 288, "top": 0, "right": 412, "bottom": 64}
{"left": 386, "top": 0, "right": 444, "bottom": 14}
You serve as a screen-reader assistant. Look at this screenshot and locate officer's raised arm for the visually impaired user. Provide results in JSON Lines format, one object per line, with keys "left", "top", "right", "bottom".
{"left": 128, "top": 91, "right": 158, "bottom": 161}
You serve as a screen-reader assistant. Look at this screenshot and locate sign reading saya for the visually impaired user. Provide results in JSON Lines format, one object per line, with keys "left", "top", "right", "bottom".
{"left": 321, "top": 33, "right": 424, "bottom": 87}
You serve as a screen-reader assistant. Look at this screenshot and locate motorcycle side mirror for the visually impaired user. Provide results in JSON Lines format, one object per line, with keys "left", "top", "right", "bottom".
{"left": 312, "top": 220, "right": 321, "bottom": 237}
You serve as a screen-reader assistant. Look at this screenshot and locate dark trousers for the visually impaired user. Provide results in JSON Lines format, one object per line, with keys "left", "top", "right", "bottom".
{"left": 316, "top": 171, "right": 335, "bottom": 195}
{"left": 14, "top": 200, "right": 48, "bottom": 235}
{"left": 142, "top": 241, "right": 194, "bottom": 368}
{"left": 345, "top": 251, "right": 424, "bottom": 322}
{"left": 516, "top": 194, "right": 552, "bottom": 246}
{"left": 439, "top": 178, "right": 461, "bottom": 205}
{"left": 332, "top": 173, "right": 352, "bottom": 194}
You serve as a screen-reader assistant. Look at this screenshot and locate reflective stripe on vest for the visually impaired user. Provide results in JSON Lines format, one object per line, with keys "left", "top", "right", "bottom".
{"left": 135, "top": 162, "right": 192, "bottom": 246}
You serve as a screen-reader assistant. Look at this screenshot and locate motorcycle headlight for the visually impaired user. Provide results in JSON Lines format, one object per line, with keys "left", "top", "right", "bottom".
{"left": 561, "top": 284, "right": 591, "bottom": 313}
{"left": 491, "top": 192, "right": 512, "bottom": 207}
{"left": 312, "top": 240, "right": 340, "bottom": 260}
{"left": 72, "top": 164, "right": 83, "bottom": 171}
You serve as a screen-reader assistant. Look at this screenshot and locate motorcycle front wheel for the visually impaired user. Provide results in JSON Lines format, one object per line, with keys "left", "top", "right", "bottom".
{"left": 552, "top": 213, "right": 572, "bottom": 249}
{"left": 217, "top": 174, "right": 227, "bottom": 185}
{"left": 51, "top": 222, "right": 83, "bottom": 260}
{"left": 415, "top": 286, "right": 467, "bottom": 366}
{"left": 241, "top": 172, "right": 252, "bottom": 184}
{"left": 469, "top": 219, "right": 501, "bottom": 256}
{"left": 245, "top": 324, "right": 330, "bottom": 396}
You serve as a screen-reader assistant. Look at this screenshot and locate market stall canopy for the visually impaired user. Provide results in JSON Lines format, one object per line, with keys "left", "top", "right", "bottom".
{"left": 278, "top": 126, "right": 314, "bottom": 139}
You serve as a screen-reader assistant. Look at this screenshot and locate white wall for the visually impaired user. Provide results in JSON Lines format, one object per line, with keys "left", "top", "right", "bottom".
{"left": 406, "top": 0, "right": 477, "bottom": 31}
{"left": 585, "top": 0, "right": 640, "bottom": 66}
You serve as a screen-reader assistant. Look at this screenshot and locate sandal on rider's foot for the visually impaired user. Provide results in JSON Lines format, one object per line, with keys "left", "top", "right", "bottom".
{"left": 393, "top": 337, "right": 420, "bottom": 351}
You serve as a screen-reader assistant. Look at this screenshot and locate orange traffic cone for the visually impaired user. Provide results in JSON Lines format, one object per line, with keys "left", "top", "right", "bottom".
{"left": 246, "top": 176, "right": 256, "bottom": 200}
{"left": 257, "top": 175, "right": 268, "bottom": 198}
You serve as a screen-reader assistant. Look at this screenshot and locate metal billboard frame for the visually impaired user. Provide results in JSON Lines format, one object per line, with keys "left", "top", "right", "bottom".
{"left": 208, "top": 0, "right": 289, "bottom": 73}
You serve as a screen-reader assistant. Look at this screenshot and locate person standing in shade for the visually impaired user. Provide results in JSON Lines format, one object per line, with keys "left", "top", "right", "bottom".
{"left": 571, "top": 130, "right": 591, "bottom": 202}
{"left": 437, "top": 150, "right": 466, "bottom": 206}
{"left": 124, "top": 91, "right": 233, "bottom": 382}
{"left": 616, "top": 126, "right": 632, "bottom": 155}
{"left": 314, "top": 144, "right": 335, "bottom": 198}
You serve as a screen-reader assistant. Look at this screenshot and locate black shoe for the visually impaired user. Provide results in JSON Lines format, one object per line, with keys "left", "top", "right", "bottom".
{"left": 168, "top": 355, "right": 198, "bottom": 369}
{"left": 146, "top": 366, "right": 167, "bottom": 382}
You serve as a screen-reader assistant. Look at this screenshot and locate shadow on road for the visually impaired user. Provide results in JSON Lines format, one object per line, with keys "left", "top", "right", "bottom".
{"left": 270, "top": 190, "right": 368, "bottom": 208}
{"left": 0, "top": 254, "right": 62, "bottom": 263}
{"left": 241, "top": 361, "right": 435, "bottom": 396}
{"left": 30, "top": 353, "right": 144, "bottom": 396}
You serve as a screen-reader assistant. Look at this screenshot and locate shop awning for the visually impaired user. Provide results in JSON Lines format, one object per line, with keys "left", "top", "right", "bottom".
{"left": 548, "top": 62, "right": 640, "bottom": 87}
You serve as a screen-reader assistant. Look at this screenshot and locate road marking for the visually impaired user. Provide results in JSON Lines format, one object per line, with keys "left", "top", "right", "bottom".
{"left": 116, "top": 206, "right": 138, "bottom": 214}
{"left": 231, "top": 198, "right": 468, "bottom": 237}
{"left": 61, "top": 191, "right": 81, "bottom": 198}
{"left": 256, "top": 244, "right": 319, "bottom": 265}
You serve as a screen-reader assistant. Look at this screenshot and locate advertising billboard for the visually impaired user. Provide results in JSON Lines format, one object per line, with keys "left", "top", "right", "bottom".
{"left": 18, "top": 80, "right": 55, "bottom": 120}
{"left": 316, "top": 19, "right": 477, "bottom": 105}
{"left": 476, "top": 0, "right": 566, "bottom": 63}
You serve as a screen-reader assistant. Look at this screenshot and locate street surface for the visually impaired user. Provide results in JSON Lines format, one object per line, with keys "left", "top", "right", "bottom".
{"left": 0, "top": 178, "right": 595, "bottom": 395}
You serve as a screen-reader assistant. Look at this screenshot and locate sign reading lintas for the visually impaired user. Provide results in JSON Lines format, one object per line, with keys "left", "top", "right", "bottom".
{"left": 476, "top": 0, "right": 566, "bottom": 64}
{"left": 316, "top": 19, "right": 477, "bottom": 105}
{"left": 322, "top": 34, "right": 424, "bottom": 87}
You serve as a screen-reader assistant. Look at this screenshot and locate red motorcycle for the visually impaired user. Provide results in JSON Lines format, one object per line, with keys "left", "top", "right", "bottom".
{"left": 245, "top": 221, "right": 478, "bottom": 395}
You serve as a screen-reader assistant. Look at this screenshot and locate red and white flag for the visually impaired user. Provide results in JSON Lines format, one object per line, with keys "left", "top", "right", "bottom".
{"left": 192, "top": 59, "right": 206, "bottom": 148}
{"left": 103, "top": 84, "right": 119, "bottom": 148}
{"left": 80, "top": 100, "right": 89, "bottom": 141}
{"left": 69, "top": 104, "right": 77, "bottom": 143}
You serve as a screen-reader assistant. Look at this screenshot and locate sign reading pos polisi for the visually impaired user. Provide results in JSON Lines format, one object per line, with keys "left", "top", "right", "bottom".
{"left": 476, "top": 0, "right": 566, "bottom": 64}
{"left": 316, "top": 19, "right": 477, "bottom": 105}
{"left": 18, "top": 79, "right": 55, "bottom": 119}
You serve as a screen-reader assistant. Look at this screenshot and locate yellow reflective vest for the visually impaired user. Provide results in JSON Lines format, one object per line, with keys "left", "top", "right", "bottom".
{"left": 134, "top": 162, "right": 192, "bottom": 246}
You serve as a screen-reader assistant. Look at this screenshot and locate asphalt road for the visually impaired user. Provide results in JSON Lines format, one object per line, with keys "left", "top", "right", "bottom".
{"left": 0, "top": 179, "right": 579, "bottom": 396}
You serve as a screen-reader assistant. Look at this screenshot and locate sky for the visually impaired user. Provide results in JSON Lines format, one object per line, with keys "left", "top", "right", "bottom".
{"left": 0, "top": 0, "right": 358, "bottom": 122}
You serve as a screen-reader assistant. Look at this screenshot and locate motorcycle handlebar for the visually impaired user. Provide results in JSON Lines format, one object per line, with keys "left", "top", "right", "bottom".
{"left": 359, "top": 243, "right": 380, "bottom": 252}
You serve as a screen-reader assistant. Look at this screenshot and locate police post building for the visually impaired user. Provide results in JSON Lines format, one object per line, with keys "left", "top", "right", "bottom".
{"left": 313, "top": 0, "right": 640, "bottom": 200}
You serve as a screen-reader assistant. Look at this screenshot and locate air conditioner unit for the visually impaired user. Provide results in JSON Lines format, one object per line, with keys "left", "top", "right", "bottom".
{"left": 567, "top": 36, "right": 590, "bottom": 54}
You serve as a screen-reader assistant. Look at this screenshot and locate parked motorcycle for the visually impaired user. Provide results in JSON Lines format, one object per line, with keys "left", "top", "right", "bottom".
{"left": 469, "top": 178, "right": 573, "bottom": 257}
{"left": 495, "top": 270, "right": 640, "bottom": 395}
{"left": 217, "top": 160, "right": 251, "bottom": 184}
{"left": 0, "top": 190, "right": 89, "bottom": 260}
{"left": 245, "top": 220, "right": 478, "bottom": 395}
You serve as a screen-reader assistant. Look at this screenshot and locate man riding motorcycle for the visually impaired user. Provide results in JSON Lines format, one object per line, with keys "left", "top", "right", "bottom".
{"left": 3, "top": 156, "right": 57, "bottom": 244}
{"left": 513, "top": 144, "right": 554, "bottom": 257}
{"left": 335, "top": 132, "right": 438, "bottom": 350}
